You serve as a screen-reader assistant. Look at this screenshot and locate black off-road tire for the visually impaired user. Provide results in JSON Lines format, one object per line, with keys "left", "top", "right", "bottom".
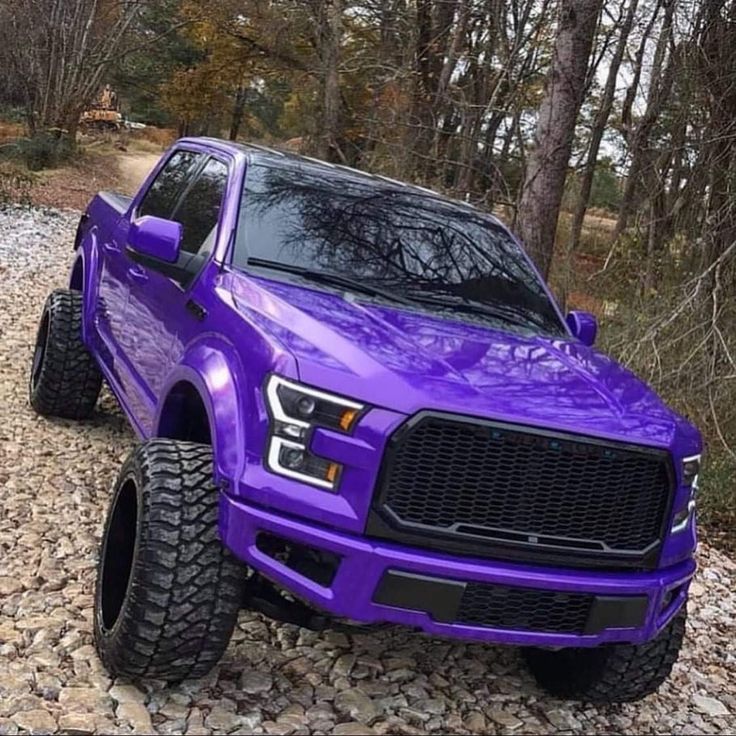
{"left": 94, "top": 440, "right": 246, "bottom": 682}
{"left": 523, "top": 607, "right": 687, "bottom": 703}
{"left": 29, "top": 288, "right": 102, "bottom": 419}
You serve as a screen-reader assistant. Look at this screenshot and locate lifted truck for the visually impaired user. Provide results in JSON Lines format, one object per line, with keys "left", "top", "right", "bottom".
{"left": 29, "top": 137, "right": 702, "bottom": 702}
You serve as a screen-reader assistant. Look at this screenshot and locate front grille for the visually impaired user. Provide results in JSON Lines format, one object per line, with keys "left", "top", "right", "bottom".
{"left": 369, "top": 413, "right": 673, "bottom": 568}
{"left": 457, "top": 583, "right": 593, "bottom": 634}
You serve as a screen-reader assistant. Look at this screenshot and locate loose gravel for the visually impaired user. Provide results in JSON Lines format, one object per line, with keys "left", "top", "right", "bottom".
{"left": 1, "top": 204, "right": 734, "bottom": 735}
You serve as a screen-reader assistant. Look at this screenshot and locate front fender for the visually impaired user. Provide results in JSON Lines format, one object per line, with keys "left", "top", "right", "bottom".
{"left": 155, "top": 340, "right": 247, "bottom": 483}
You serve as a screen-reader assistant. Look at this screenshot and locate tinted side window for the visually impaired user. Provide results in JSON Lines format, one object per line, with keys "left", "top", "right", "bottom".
{"left": 138, "top": 151, "right": 201, "bottom": 219}
{"left": 173, "top": 158, "right": 229, "bottom": 255}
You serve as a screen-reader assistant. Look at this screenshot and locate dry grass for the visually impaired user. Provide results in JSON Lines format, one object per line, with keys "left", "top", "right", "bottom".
{"left": 0, "top": 121, "right": 24, "bottom": 142}
{"left": 30, "top": 150, "right": 122, "bottom": 209}
{"left": 134, "top": 125, "right": 177, "bottom": 149}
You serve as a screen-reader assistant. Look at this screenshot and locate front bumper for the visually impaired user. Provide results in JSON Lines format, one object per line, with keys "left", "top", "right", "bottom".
{"left": 220, "top": 493, "right": 694, "bottom": 648}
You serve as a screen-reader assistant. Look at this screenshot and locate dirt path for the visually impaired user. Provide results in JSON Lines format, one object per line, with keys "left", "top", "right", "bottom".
{"left": 116, "top": 151, "right": 160, "bottom": 196}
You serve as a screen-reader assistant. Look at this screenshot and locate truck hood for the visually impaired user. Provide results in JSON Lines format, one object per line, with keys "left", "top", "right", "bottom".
{"left": 230, "top": 274, "right": 700, "bottom": 453}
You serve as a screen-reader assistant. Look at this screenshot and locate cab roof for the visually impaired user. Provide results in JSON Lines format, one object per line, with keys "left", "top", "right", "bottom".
{"left": 181, "top": 136, "right": 485, "bottom": 215}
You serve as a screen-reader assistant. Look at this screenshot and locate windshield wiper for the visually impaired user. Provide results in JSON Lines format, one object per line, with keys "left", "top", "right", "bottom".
{"left": 402, "top": 290, "right": 533, "bottom": 328}
{"left": 246, "top": 258, "right": 414, "bottom": 306}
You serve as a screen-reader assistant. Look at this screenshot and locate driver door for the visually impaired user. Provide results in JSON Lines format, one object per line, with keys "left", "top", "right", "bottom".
{"left": 121, "top": 155, "right": 230, "bottom": 433}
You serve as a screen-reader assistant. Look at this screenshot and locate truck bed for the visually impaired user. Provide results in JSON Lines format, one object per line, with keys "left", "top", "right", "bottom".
{"left": 98, "top": 191, "right": 133, "bottom": 214}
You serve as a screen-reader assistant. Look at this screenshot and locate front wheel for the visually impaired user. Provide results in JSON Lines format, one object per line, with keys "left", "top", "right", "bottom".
{"left": 523, "top": 607, "right": 687, "bottom": 703}
{"left": 93, "top": 440, "right": 246, "bottom": 682}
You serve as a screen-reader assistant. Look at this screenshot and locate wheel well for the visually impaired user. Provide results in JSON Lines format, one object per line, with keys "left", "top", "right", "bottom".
{"left": 69, "top": 258, "right": 84, "bottom": 291}
{"left": 157, "top": 382, "right": 212, "bottom": 445}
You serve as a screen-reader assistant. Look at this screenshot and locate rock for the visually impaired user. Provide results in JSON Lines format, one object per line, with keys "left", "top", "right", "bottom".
{"left": 416, "top": 698, "right": 445, "bottom": 715}
{"left": 204, "top": 706, "right": 247, "bottom": 732}
{"left": 0, "top": 673, "right": 31, "bottom": 698}
{"left": 333, "top": 654, "right": 357, "bottom": 678}
{"left": 262, "top": 721, "right": 292, "bottom": 735}
{"left": 239, "top": 669, "right": 273, "bottom": 695}
{"left": 333, "top": 724, "right": 376, "bottom": 735}
{"left": 546, "top": 708, "right": 580, "bottom": 731}
{"left": 334, "top": 688, "right": 379, "bottom": 725}
{"left": 693, "top": 694, "right": 730, "bottom": 717}
{"left": 489, "top": 708, "right": 524, "bottom": 730}
{"left": 464, "top": 711, "right": 487, "bottom": 734}
{"left": 108, "top": 683, "right": 146, "bottom": 705}
{"left": 689, "top": 581, "right": 706, "bottom": 597}
{"left": 57, "top": 713, "right": 102, "bottom": 734}
{"left": 12, "top": 710, "right": 57, "bottom": 735}
{"left": 0, "top": 719, "right": 18, "bottom": 736}
{"left": 58, "top": 687, "right": 113, "bottom": 714}
{"left": 116, "top": 702, "right": 154, "bottom": 733}
{"left": 0, "top": 579, "right": 23, "bottom": 596}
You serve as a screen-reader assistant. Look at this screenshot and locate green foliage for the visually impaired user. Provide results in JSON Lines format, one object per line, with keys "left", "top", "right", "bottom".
{"left": 0, "top": 105, "right": 26, "bottom": 123}
{"left": 589, "top": 158, "right": 622, "bottom": 211}
{"left": 563, "top": 157, "right": 621, "bottom": 214}
{"left": 17, "top": 134, "right": 75, "bottom": 171}
{"left": 111, "top": 0, "right": 203, "bottom": 126}
{"left": 698, "top": 452, "right": 736, "bottom": 553}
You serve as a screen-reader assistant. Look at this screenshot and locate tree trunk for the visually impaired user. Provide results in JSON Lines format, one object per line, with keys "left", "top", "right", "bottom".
{"left": 313, "top": 0, "right": 344, "bottom": 162}
{"left": 516, "top": 0, "right": 603, "bottom": 278}
{"left": 569, "top": 0, "right": 638, "bottom": 253}
{"left": 613, "top": 0, "right": 676, "bottom": 241}
{"left": 229, "top": 84, "right": 247, "bottom": 141}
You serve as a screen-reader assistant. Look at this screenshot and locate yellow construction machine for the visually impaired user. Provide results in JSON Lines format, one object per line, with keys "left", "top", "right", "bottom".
{"left": 80, "top": 85, "right": 123, "bottom": 132}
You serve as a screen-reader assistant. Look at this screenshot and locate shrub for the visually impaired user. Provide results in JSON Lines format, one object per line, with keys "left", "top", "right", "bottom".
{"left": 18, "top": 133, "right": 75, "bottom": 170}
{"left": 0, "top": 165, "right": 34, "bottom": 206}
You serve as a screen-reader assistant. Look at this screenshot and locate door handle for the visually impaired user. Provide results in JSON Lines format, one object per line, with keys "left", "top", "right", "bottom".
{"left": 127, "top": 266, "right": 148, "bottom": 284}
{"left": 101, "top": 241, "right": 120, "bottom": 255}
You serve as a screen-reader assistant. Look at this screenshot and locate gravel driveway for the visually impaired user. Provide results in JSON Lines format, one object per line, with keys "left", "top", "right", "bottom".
{"left": 1, "top": 206, "right": 734, "bottom": 735}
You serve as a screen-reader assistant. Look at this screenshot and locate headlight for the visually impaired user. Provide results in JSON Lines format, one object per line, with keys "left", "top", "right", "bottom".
{"left": 671, "top": 454, "right": 701, "bottom": 533}
{"left": 264, "top": 375, "right": 365, "bottom": 490}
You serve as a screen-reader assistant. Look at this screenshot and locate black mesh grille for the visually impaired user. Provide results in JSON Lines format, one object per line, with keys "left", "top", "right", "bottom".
{"left": 372, "top": 414, "right": 672, "bottom": 566}
{"left": 457, "top": 583, "right": 593, "bottom": 633}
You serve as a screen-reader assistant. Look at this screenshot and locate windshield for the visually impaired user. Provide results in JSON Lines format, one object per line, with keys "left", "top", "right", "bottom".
{"left": 233, "top": 163, "right": 566, "bottom": 337}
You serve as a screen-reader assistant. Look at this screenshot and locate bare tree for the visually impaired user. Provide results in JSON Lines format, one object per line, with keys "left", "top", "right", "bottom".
{"left": 516, "top": 0, "right": 604, "bottom": 277}
{"left": 0, "top": 0, "right": 141, "bottom": 141}
{"left": 568, "top": 0, "right": 639, "bottom": 253}
{"left": 309, "top": 0, "right": 346, "bottom": 162}
{"left": 613, "top": 0, "right": 676, "bottom": 241}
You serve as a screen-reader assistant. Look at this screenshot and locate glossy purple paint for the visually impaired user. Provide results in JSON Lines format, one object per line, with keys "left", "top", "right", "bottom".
{"left": 71, "top": 136, "right": 701, "bottom": 649}
{"left": 129, "top": 215, "right": 183, "bottom": 263}
{"left": 566, "top": 309, "right": 598, "bottom": 347}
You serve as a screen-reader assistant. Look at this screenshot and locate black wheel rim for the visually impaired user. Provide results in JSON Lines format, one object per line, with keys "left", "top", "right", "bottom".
{"left": 99, "top": 478, "right": 138, "bottom": 633}
{"left": 30, "top": 312, "right": 49, "bottom": 391}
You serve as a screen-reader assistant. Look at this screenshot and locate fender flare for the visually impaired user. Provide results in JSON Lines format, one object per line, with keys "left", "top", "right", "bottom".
{"left": 155, "top": 340, "right": 247, "bottom": 482}
{"left": 68, "top": 228, "right": 100, "bottom": 346}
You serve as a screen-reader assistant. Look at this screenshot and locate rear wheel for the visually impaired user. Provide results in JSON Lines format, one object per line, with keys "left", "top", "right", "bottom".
{"left": 94, "top": 439, "right": 246, "bottom": 681}
{"left": 29, "top": 288, "right": 102, "bottom": 419}
{"left": 523, "top": 607, "right": 687, "bottom": 703}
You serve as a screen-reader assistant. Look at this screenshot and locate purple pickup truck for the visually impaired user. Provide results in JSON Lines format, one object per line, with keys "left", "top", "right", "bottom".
{"left": 28, "top": 137, "right": 701, "bottom": 702}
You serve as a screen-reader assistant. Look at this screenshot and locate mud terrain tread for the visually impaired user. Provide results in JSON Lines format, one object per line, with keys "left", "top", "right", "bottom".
{"left": 523, "top": 607, "right": 686, "bottom": 703}
{"left": 94, "top": 440, "right": 245, "bottom": 681}
{"left": 29, "top": 288, "right": 101, "bottom": 419}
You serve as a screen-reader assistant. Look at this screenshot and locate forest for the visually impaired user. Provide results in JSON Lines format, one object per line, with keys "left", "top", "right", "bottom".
{"left": 0, "top": 0, "right": 734, "bottom": 546}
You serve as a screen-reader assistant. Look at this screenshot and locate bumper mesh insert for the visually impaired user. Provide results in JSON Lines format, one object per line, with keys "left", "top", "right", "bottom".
{"left": 457, "top": 582, "right": 593, "bottom": 634}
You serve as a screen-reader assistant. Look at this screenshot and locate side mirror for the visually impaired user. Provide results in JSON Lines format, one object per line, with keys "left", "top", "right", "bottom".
{"left": 566, "top": 310, "right": 598, "bottom": 347}
{"left": 129, "top": 216, "right": 182, "bottom": 263}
